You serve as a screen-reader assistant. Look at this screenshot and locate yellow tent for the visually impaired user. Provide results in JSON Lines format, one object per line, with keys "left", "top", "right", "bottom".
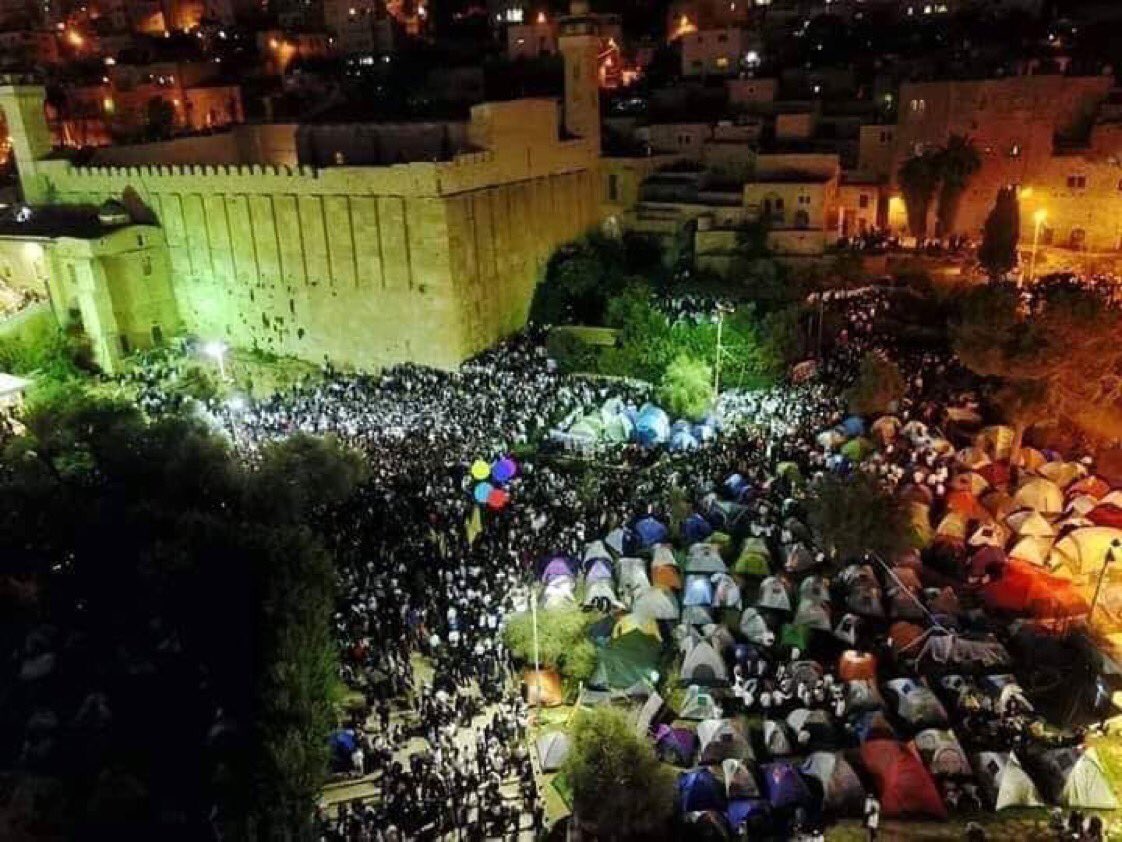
{"left": 1050, "top": 526, "right": 1122, "bottom": 576}
{"left": 612, "top": 613, "right": 662, "bottom": 641}
{"left": 1013, "top": 477, "right": 1064, "bottom": 515}
{"left": 1037, "top": 461, "right": 1087, "bottom": 489}
{"left": 977, "top": 425, "right": 1016, "bottom": 460}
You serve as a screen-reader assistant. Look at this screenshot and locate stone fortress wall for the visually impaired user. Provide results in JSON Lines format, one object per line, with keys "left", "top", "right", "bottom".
{"left": 1, "top": 61, "right": 601, "bottom": 372}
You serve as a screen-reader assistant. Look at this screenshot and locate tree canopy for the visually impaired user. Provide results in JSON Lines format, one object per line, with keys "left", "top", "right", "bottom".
{"left": 952, "top": 280, "right": 1122, "bottom": 446}
{"left": 561, "top": 707, "right": 675, "bottom": 840}
{"left": 657, "top": 354, "right": 713, "bottom": 421}
{"left": 807, "top": 472, "right": 917, "bottom": 562}
{"left": 0, "top": 388, "right": 366, "bottom": 839}
{"left": 977, "top": 186, "right": 1021, "bottom": 279}
{"left": 846, "top": 352, "right": 905, "bottom": 416}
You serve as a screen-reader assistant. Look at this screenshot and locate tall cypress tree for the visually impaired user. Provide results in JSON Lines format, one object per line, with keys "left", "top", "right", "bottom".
{"left": 978, "top": 186, "right": 1021, "bottom": 280}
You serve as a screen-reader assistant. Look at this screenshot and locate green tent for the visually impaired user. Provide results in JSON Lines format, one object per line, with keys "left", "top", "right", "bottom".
{"left": 603, "top": 413, "right": 634, "bottom": 443}
{"left": 840, "top": 437, "right": 875, "bottom": 462}
{"left": 779, "top": 623, "right": 811, "bottom": 653}
{"left": 734, "top": 537, "right": 772, "bottom": 576}
{"left": 590, "top": 629, "right": 661, "bottom": 690}
{"left": 776, "top": 462, "right": 804, "bottom": 484}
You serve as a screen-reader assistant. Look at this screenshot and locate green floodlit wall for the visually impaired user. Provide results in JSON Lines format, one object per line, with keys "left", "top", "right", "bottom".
{"left": 33, "top": 99, "right": 601, "bottom": 371}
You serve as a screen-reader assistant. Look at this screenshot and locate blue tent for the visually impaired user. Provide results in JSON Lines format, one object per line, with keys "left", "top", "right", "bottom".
{"left": 723, "top": 473, "right": 751, "bottom": 502}
{"left": 634, "top": 516, "right": 669, "bottom": 548}
{"left": 680, "top": 768, "right": 727, "bottom": 812}
{"left": 670, "top": 429, "right": 700, "bottom": 452}
{"left": 684, "top": 575, "right": 715, "bottom": 606}
{"left": 636, "top": 404, "right": 671, "bottom": 446}
{"left": 762, "top": 762, "right": 813, "bottom": 810}
{"left": 841, "top": 416, "right": 866, "bottom": 437}
{"left": 683, "top": 513, "right": 714, "bottom": 544}
{"left": 330, "top": 729, "right": 357, "bottom": 759}
{"left": 726, "top": 799, "right": 769, "bottom": 829}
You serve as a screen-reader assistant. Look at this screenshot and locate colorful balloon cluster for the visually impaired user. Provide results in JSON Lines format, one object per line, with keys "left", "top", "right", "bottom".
{"left": 469, "top": 455, "right": 519, "bottom": 510}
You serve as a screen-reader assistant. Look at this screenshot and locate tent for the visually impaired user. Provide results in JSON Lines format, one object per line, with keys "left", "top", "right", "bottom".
{"left": 603, "top": 412, "right": 634, "bottom": 443}
{"left": 734, "top": 538, "right": 772, "bottom": 576}
{"left": 1039, "top": 460, "right": 1087, "bottom": 489}
{"left": 541, "top": 555, "right": 575, "bottom": 583}
{"left": 618, "top": 557, "right": 652, "bottom": 599}
{"left": 841, "top": 416, "right": 866, "bottom": 437}
{"left": 653, "top": 544, "right": 679, "bottom": 568}
{"left": 721, "top": 758, "right": 761, "bottom": 800}
{"left": 974, "top": 752, "right": 1044, "bottom": 811}
{"left": 523, "top": 668, "right": 565, "bottom": 706}
{"left": 779, "top": 623, "right": 810, "bottom": 654}
{"left": 681, "top": 638, "right": 729, "bottom": 685}
{"left": 1035, "top": 747, "right": 1120, "bottom": 810}
{"left": 684, "top": 575, "right": 715, "bottom": 607}
{"left": 683, "top": 513, "right": 715, "bottom": 545}
{"left": 840, "top": 437, "right": 874, "bottom": 462}
{"left": 698, "top": 718, "right": 753, "bottom": 764}
{"left": 786, "top": 708, "right": 836, "bottom": 748}
{"left": 711, "top": 574, "right": 742, "bottom": 609}
{"left": 838, "top": 651, "right": 877, "bottom": 682}
{"left": 761, "top": 762, "right": 814, "bottom": 810}
{"left": 801, "top": 751, "right": 865, "bottom": 815}
{"left": 1007, "top": 509, "right": 1057, "bottom": 538}
{"left": 785, "top": 543, "right": 817, "bottom": 574}
{"left": 1013, "top": 477, "right": 1064, "bottom": 515}
{"left": 756, "top": 577, "right": 792, "bottom": 612}
{"left": 536, "top": 731, "right": 571, "bottom": 772}
{"left": 845, "top": 679, "right": 886, "bottom": 713}
{"left": 834, "top": 614, "right": 862, "bottom": 647}
{"left": 584, "top": 557, "right": 614, "bottom": 582}
{"left": 612, "top": 613, "right": 661, "bottom": 641}
{"left": 794, "top": 599, "right": 832, "bottom": 632}
{"left": 655, "top": 725, "right": 698, "bottom": 767}
{"left": 653, "top": 564, "right": 684, "bottom": 591}
{"left": 726, "top": 798, "right": 769, "bottom": 830}
{"left": 885, "top": 678, "right": 949, "bottom": 728}
{"left": 683, "top": 810, "right": 733, "bottom": 840}
{"left": 605, "top": 527, "right": 630, "bottom": 556}
{"left": 591, "top": 629, "right": 661, "bottom": 690}
{"left": 799, "top": 576, "right": 831, "bottom": 604}
{"left": 635, "top": 516, "right": 670, "bottom": 548}
{"left": 1050, "top": 526, "right": 1122, "bottom": 576}
{"left": 846, "top": 584, "right": 884, "bottom": 618}
{"left": 739, "top": 608, "right": 775, "bottom": 646}
{"left": 680, "top": 685, "right": 722, "bottom": 720}
{"left": 982, "top": 560, "right": 1087, "bottom": 618}
{"left": 853, "top": 710, "right": 896, "bottom": 743}
{"left": 633, "top": 586, "right": 680, "bottom": 621}
{"left": 635, "top": 404, "right": 671, "bottom": 446}
{"left": 912, "top": 729, "right": 970, "bottom": 778}
{"left": 763, "top": 719, "right": 794, "bottom": 757}
{"left": 859, "top": 740, "right": 947, "bottom": 819}
{"left": 670, "top": 429, "right": 700, "bottom": 452}
{"left": 686, "top": 543, "right": 727, "bottom": 574}
{"left": 583, "top": 578, "right": 622, "bottom": 609}
{"left": 680, "top": 767, "right": 728, "bottom": 812}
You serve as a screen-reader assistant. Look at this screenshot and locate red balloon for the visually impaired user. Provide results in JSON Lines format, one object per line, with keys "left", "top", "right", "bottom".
{"left": 486, "top": 488, "right": 510, "bottom": 510}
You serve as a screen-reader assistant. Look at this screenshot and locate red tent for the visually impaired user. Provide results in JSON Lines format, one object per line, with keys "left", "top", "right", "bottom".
{"left": 967, "top": 545, "right": 1006, "bottom": 579}
{"left": 981, "top": 560, "right": 1088, "bottom": 619}
{"left": 859, "top": 740, "right": 947, "bottom": 819}
{"left": 1088, "top": 504, "right": 1122, "bottom": 529}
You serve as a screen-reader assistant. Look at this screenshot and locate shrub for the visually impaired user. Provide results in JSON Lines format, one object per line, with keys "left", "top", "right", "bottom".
{"left": 657, "top": 354, "right": 712, "bottom": 421}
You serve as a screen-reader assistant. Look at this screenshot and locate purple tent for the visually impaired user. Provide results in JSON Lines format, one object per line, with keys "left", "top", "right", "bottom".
{"left": 540, "top": 556, "right": 574, "bottom": 583}
{"left": 655, "top": 725, "right": 698, "bottom": 767}
{"left": 727, "top": 799, "right": 769, "bottom": 829}
{"left": 762, "top": 762, "right": 813, "bottom": 810}
{"left": 680, "top": 768, "right": 727, "bottom": 812}
{"left": 586, "top": 559, "right": 614, "bottom": 583}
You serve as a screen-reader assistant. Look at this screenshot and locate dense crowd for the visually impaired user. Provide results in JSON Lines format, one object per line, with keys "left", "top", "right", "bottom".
{"left": 116, "top": 285, "right": 1112, "bottom": 841}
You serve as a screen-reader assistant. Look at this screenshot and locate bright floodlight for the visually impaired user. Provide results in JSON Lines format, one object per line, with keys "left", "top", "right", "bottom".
{"left": 1033, "top": 209, "right": 1047, "bottom": 224}
{"left": 204, "top": 341, "right": 226, "bottom": 360}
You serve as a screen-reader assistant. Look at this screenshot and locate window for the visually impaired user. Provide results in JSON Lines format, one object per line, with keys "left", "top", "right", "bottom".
{"left": 909, "top": 99, "right": 926, "bottom": 114}
{"left": 67, "top": 264, "right": 77, "bottom": 287}
{"left": 151, "top": 324, "right": 164, "bottom": 345}
{"left": 879, "top": 130, "right": 892, "bottom": 143}
{"left": 859, "top": 194, "right": 870, "bottom": 209}
{"left": 607, "top": 173, "right": 619, "bottom": 202}
{"left": 1067, "top": 174, "right": 1087, "bottom": 190}
{"left": 793, "top": 209, "right": 810, "bottom": 229}
{"left": 141, "top": 255, "right": 152, "bottom": 276}
{"left": 119, "top": 334, "right": 131, "bottom": 355}
{"left": 715, "top": 56, "right": 729, "bottom": 69}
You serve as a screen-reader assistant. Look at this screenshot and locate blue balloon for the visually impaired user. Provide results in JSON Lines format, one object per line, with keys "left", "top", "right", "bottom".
{"left": 473, "top": 482, "right": 493, "bottom": 503}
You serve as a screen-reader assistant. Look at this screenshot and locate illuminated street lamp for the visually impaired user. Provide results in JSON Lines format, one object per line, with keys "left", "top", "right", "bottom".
{"left": 203, "top": 340, "right": 228, "bottom": 380}
{"left": 1028, "top": 208, "right": 1047, "bottom": 286}
{"left": 713, "top": 302, "right": 734, "bottom": 397}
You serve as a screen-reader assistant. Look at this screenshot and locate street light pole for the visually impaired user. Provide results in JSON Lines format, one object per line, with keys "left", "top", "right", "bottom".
{"left": 529, "top": 583, "right": 542, "bottom": 708}
{"left": 1028, "top": 209, "right": 1047, "bottom": 287}
{"left": 713, "top": 303, "right": 732, "bottom": 398}
{"left": 1089, "top": 539, "right": 1121, "bottom": 626}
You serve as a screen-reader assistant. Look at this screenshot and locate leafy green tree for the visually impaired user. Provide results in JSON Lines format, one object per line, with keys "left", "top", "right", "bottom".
{"left": 807, "top": 472, "right": 917, "bottom": 562}
{"left": 502, "top": 604, "right": 593, "bottom": 678}
{"left": 977, "top": 186, "right": 1021, "bottom": 279}
{"left": 658, "top": 353, "right": 713, "bottom": 419}
{"left": 897, "top": 151, "right": 940, "bottom": 239}
{"left": 934, "top": 134, "right": 981, "bottom": 237}
{"left": 530, "top": 232, "right": 633, "bottom": 325}
{"left": 561, "top": 707, "right": 676, "bottom": 840}
{"left": 0, "top": 389, "right": 366, "bottom": 840}
{"left": 845, "top": 352, "right": 905, "bottom": 415}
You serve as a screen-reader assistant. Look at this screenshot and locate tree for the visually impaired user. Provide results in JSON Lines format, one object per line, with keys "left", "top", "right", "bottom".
{"left": 502, "top": 604, "right": 594, "bottom": 681}
{"left": 933, "top": 134, "right": 981, "bottom": 237}
{"left": 977, "top": 186, "right": 1020, "bottom": 279}
{"left": 897, "top": 151, "right": 940, "bottom": 239}
{"left": 530, "top": 232, "right": 633, "bottom": 326}
{"left": 0, "top": 388, "right": 367, "bottom": 839}
{"left": 952, "top": 281, "right": 1122, "bottom": 455}
{"left": 807, "top": 473, "right": 918, "bottom": 562}
{"left": 561, "top": 707, "right": 676, "bottom": 840}
{"left": 845, "top": 352, "right": 905, "bottom": 416}
{"left": 658, "top": 353, "right": 713, "bottom": 419}
{"left": 146, "top": 96, "right": 176, "bottom": 140}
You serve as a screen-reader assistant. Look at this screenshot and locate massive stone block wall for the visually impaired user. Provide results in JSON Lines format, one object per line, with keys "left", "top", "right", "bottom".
{"left": 38, "top": 128, "right": 599, "bottom": 370}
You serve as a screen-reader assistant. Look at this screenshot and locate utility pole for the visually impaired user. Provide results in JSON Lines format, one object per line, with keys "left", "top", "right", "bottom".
{"left": 713, "top": 302, "right": 733, "bottom": 397}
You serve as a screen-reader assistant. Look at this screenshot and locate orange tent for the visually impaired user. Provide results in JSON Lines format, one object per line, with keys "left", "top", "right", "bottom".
{"left": 839, "top": 650, "right": 878, "bottom": 682}
{"left": 652, "top": 565, "right": 682, "bottom": 591}
{"left": 888, "top": 621, "right": 927, "bottom": 654}
{"left": 981, "top": 560, "right": 1088, "bottom": 619}
{"left": 945, "top": 490, "right": 989, "bottom": 521}
{"left": 523, "top": 668, "right": 564, "bottom": 707}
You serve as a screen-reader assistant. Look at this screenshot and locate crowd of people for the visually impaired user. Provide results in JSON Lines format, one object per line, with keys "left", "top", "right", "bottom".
{"left": 113, "top": 282, "right": 1114, "bottom": 841}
